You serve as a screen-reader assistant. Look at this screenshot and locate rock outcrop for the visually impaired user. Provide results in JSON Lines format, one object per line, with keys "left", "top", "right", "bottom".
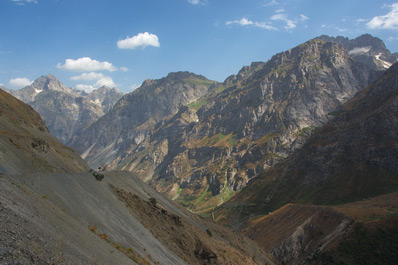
{"left": 318, "top": 34, "right": 398, "bottom": 70}
{"left": 9, "top": 75, "right": 123, "bottom": 143}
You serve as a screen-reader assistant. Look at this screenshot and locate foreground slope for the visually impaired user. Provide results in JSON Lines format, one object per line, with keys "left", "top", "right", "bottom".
{"left": 0, "top": 88, "right": 88, "bottom": 174}
{"left": 1, "top": 89, "right": 269, "bottom": 264}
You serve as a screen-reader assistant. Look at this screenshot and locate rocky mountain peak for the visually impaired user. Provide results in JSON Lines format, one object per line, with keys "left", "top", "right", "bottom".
{"left": 317, "top": 34, "right": 397, "bottom": 70}
{"left": 31, "top": 74, "right": 72, "bottom": 93}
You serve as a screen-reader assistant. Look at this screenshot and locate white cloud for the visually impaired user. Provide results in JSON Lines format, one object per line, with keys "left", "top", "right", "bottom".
{"left": 0, "top": 83, "right": 4, "bottom": 87}
{"left": 276, "top": 9, "right": 284, "bottom": 13}
{"left": 94, "top": 77, "right": 116, "bottom": 88}
{"left": 76, "top": 76, "right": 116, "bottom": 92}
{"left": 130, "top": 84, "right": 140, "bottom": 91}
{"left": 226, "top": 18, "right": 278, "bottom": 30}
{"left": 367, "top": 3, "right": 398, "bottom": 29}
{"left": 76, "top": 84, "right": 95, "bottom": 92}
{"left": 263, "top": 0, "right": 278, "bottom": 6}
{"left": 187, "top": 0, "right": 207, "bottom": 5}
{"left": 335, "top": 27, "right": 348, "bottom": 32}
{"left": 57, "top": 57, "right": 116, "bottom": 72}
{"left": 271, "top": 13, "right": 296, "bottom": 29}
{"left": 120, "top": 67, "right": 129, "bottom": 72}
{"left": 117, "top": 32, "right": 160, "bottom": 50}
{"left": 12, "top": 0, "right": 38, "bottom": 5}
{"left": 71, "top": 72, "right": 104, "bottom": 81}
{"left": 270, "top": 12, "right": 309, "bottom": 30}
{"left": 300, "top": 14, "right": 309, "bottom": 21}
{"left": 9, "top": 77, "right": 33, "bottom": 88}
{"left": 388, "top": 36, "right": 398, "bottom": 41}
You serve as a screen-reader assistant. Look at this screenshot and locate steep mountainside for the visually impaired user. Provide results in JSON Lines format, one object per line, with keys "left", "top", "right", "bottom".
{"left": 0, "top": 88, "right": 270, "bottom": 264}
{"left": 318, "top": 34, "right": 398, "bottom": 70}
{"left": 239, "top": 193, "right": 398, "bottom": 265}
{"left": 215, "top": 62, "right": 398, "bottom": 225}
{"left": 69, "top": 71, "right": 218, "bottom": 169}
{"left": 98, "top": 38, "right": 379, "bottom": 213}
{"left": 9, "top": 75, "right": 123, "bottom": 143}
{"left": 0, "top": 88, "right": 88, "bottom": 174}
{"left": 210, "top": 62, "right": 398, "bottom": 265}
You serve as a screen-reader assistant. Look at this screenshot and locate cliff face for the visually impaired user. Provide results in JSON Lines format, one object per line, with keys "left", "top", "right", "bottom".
{"left": 68, "top": 71, "right": 217, "bottom": 170}
{"left": 318, "top": 34, "right": 398, "bottom": 70}
{"left": 112, "top": 39, "right": 378, "bottom": 213}
{"left": 9, "top": 75, "right": 123, "bottom": 143}
{"left": 210, "top": 63, "right": 398, "bottom": 265}
{"left": 215, "top": 62, "right": 398, "bottom": 223}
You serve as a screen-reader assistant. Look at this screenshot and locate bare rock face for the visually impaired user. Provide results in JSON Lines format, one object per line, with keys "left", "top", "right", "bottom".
{"left": 215, "top": 62, "right": 398, "bottom": 223}
{"left": 318, "top": 34, "right": 398, "bottom": 70}
{"left": 9, "top": 75, "right": 123, "bottom": 143}
{"left": 68, "top": 72, "right": 217, "bottom": 171}
{"left": 111, "top": 38, "right": 378, "bottom": 212}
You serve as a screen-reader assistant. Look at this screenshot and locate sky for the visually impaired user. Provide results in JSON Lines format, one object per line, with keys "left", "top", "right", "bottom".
{"left": 1, "top": 0, "right": 398, "bottom": 93}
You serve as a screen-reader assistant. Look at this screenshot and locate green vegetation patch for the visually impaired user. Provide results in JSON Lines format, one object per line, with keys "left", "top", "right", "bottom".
{"left": 184, "top": 78, "right": 215, "bottom": 87}
{"left": 188, "top": 98, "right": 208, "bottom": 110}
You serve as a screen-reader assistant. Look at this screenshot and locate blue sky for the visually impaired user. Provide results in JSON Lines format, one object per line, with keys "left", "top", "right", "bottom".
{"left": 1, "top": 0, "right": 397, "bottom": 92}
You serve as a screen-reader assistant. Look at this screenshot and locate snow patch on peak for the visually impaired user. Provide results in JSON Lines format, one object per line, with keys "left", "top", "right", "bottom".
{"left": 348, "top": 46, "right": 371, "bottom": 55}
{"left": 375, "top": 53, "right": 392, "bottom": 69}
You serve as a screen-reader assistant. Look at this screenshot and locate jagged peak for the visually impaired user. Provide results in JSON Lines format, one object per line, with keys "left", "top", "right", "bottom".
{"left": 30, "top": 74, "right": 72, "bottom": 93}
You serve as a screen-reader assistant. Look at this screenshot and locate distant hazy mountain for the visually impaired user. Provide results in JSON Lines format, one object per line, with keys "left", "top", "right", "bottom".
{"left": 9, "top": 74, "right": 123, "bottom": 143}
{"left": 318, "top": 34, "right": 398, "bottom": 70}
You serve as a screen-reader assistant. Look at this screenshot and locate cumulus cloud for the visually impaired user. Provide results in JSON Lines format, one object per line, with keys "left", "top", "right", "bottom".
{"left": 76, "top": 76, "right": 116, "bottom": 92}
{"left": 367, "top": 3, "right": 398, "bottom": 29}
{"left": 12, "top": 0, "right": 38, "bottom": 5}
{"left": 57, "top": 57, "right": 116, "bottom": 72}
{"left": 120, "top": 67, "right": 129, "bottom": 72}
{"left": 9, "top": 77, "right": 33, "bottom": 88}
{"left": 117, "top": 32, "right": 160, "bottom": 50}
{"left": 188, "top": 0, "right": 200, "bottom": 4}
{"left": 70, "top": 72, "right": 105, "bottom": 81}
{"left": 270, "top": 12, "right": 308, "bottom": 30}
{"left": 226, "top": 18, "right": 278, "bottom": 30}
{"left": 94, "top": 76, "right": 116, "bottom": 88}
{"left": 271, "top": 13, "right": 296, "bottom": 29}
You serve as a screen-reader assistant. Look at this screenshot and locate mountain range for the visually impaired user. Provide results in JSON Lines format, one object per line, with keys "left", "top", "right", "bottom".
{"left": 68, "top": 34, "right": 390, "bottom": 214}
{"left": 8, "top": 74, "right": 123, "bottom": 144}
{"left": 1, "top": 33, "right": 397, "bottom": 264}
{"left": 214, "top": 61, "right": 398, "bottom": 264}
